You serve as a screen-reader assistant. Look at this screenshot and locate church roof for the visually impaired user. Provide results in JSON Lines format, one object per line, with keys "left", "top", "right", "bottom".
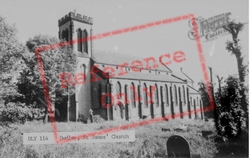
{"left": 92, "top": 50, "right": 171, "bottom": 72}
{"left": 111, "top": 71, "right": 185, "bottom": 83}
{"left": 170, "top": 68, "right": 194, "bottom": 84}
{"left": 188, "top": 85, "right": 200, "bottom": 94}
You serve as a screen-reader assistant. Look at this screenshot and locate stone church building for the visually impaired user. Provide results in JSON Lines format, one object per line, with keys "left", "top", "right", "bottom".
{"left": 55, "top": 12, "right": 204, "bottom": 122}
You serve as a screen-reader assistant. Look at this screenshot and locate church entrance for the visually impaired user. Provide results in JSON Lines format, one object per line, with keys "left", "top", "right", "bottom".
{"left": 55, "top": 94, "right": 68, "bottom": 122}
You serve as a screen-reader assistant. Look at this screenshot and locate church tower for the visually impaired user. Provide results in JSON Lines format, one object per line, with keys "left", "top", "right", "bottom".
{"left": 58, "top": 12, "right": 93, "bottom": 121}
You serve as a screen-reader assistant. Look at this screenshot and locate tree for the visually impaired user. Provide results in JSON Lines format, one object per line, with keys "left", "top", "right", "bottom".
{"left": 214, "top": 76, "right": 245, "bottom": 140}
{"left": 0, "top": 16, "right": 27, "bottom": 103}
{"left": 199, "top": 76, "right": 246, "bottom": 140}
{"left": 18, "top": 35, "right": 77, "bottom": 123}
{"left": 0, "top": 16, "right": 32, "bottom": 123}
{"left": 223, "top": 21, "right": 248, "bottom": 129}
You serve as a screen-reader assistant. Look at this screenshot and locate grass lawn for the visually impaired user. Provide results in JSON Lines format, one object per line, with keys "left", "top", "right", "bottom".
{"left": 1, "top": 119, "right": 217, "bottom": 158}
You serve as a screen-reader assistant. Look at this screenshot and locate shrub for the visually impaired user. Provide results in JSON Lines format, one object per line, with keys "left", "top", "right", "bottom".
{"left": 92, "top": 115, "right": 105, "bottom": 123}
{"left": 214, "top": 76, "right": 245, "bottom": 140}
{"left": 78, "top": 114, "right": 88, "bottom": 124}
{"left": 0, "top": 102, "right": 31, "bottom": 124}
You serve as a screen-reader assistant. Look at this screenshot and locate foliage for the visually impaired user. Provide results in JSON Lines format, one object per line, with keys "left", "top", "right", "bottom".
{"left": 198, "top": 75, "right": 246, "bottom": 141}
{"left": 0, "top": 102, "right": 31, "bottom": 124}
{"left": 1, "top": 16, "right": 77, "bottom": 123}
{"left": 223, "top": 20, "right": 248, "bottom": 129}
{"left": 0, "top": 120, "right": 217, "bottom": 158}
{"left": 78, "top": 114, "right": 88, "bottom": 124}
{"left": 92, "top": 115, "right": 105, "bottom": 123}
{"left": 0, "top": 16, "right": 27, "bottom": 103}
{"left": 16, "top": 35, "right": 77, "bottom": 123}
{"left": 0, "top": 16, "right": 34, "bottom": 124}
{"left": 214, "top": 76, "right": 245, "bottom": 140}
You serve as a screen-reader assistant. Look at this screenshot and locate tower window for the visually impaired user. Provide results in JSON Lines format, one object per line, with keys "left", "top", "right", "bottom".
{"left": 77, "top": 29, "right": 88, "bottom": 53}
{"left": 62, "top": 29, "right": 69, "bottom": 41}
{"left": 77, "top": 29, "right": 83, "bottom": 52}
{"left": 83, "top": 30, "right": 88, "bottom": 53}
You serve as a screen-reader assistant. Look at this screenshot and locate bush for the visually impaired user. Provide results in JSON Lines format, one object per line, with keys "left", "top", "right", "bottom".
{"left": 214, "top": 76, "right": 245, "bottom": 140}
{"left": 92, "top": 115, "right": 105, "bottom": 123}
{"left": 78, "top": 114, "right": 88, "bottom": 124}
{"left": 0, "top": 102, "right": 31, "bottom": 124}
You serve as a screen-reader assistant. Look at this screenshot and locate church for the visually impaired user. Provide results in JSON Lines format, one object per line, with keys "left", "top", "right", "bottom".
{"left": 55, "top": 12, "right": 204, "bottom": 122}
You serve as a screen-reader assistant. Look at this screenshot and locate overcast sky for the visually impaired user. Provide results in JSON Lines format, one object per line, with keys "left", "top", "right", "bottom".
{"left": 0, "top": 0, "right": 248, "bottom": 89}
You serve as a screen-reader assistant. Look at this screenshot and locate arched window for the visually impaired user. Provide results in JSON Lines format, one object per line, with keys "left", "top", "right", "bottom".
{"left": 182, "top": 86, "right": 186, "bottom": 104}
{"left": 154, "top": 84, "right": 159, "bottom": 107}
{"left": 143, "top": 83, "right": 148, "bottom": 108}
{"left": 186, "top": 87, "right": 189, "bottom": 104}
{"left": 165, "top": 84, "right": 169, "bottom": 106}
{"left": 178, "top": 87, "right": 182, "bottom": 103}
{"left": 186, "top": 87, "right": 191, "bottom": 119}
{"left": 81, "top": 64, "right": 86, "bottom": 75}
{"left": 77, "top": 29, "right": 83, "bottom": 52}
{"left": 130, "top": 83, "right": 136, "bottom": 108}
{"left": 83, "top": 30, "right": 88, "bottom": 53}
{"left": 193, "top": 99, "right": 197, "bottom": 118}
{"left": 124, "top": 85, "right": 129, "bottom": 105}
{"left": 174, "top": 85, "right": 178, "bottom": 106}
{"left": 116, "top": 82, "right": 121, "bottom": 99}
{"left": 160, "top": 86, "right": 163, "bottom": 105}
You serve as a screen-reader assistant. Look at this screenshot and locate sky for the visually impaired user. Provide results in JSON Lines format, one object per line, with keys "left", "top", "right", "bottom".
{"left": 0, "top": 0, "right": 249, "bottom": 89}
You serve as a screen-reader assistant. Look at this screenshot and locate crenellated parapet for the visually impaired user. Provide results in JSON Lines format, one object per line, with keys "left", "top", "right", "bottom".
{"left": 58, "top": 12, "right": 93, "bottom": 26}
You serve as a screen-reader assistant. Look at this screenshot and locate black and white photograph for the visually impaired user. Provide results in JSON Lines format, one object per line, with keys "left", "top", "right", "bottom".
{"left": 0, "top": 0, "right": 249, "bottom": 157}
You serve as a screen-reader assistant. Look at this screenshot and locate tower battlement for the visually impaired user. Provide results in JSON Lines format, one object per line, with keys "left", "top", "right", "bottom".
{"left": 58, "top": 12, "right": 93, "bottom": 26}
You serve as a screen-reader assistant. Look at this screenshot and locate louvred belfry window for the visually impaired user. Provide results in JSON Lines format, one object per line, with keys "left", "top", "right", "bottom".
{"left": 83, "top": 30, "right": 88, "bottom": 53}
{"left": 77, "top": 29, "right": 83, "bottom": 52}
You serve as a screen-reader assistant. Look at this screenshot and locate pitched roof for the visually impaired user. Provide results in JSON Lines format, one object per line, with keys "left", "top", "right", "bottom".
{"left": 188, "top": 85, "right": 200, "bottom": 94}
{"left": 109, "top": 71, "right": 185, "bottom": 83}
{"left": 92, "top": 50, "right": 171, "bottom": 72}
{"left": 171, "top": 71, "right": 193, "bottom": 84}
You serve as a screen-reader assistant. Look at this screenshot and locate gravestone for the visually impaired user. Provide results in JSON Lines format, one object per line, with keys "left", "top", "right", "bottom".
{"left": 167, "top": 135, "right": 191, "bottom": 158}
{"left": 201, "top": 130, "right": 213, "bottom": 139}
